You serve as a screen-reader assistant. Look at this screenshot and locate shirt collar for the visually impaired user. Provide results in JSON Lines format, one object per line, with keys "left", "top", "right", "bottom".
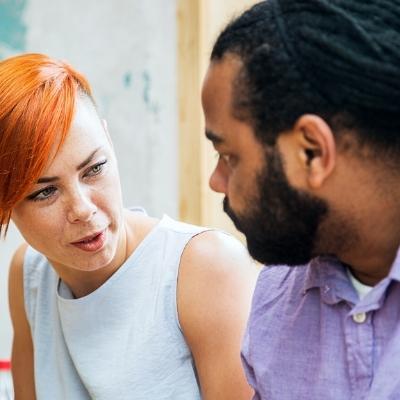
{"left": 388, "top": 247, "right": 400, "bottom": 282}
{"left": 303, "top": 248, "right": 400, "bottom": 309}
{"left": 303, "top": 256, "right": 358, "bottom": 305}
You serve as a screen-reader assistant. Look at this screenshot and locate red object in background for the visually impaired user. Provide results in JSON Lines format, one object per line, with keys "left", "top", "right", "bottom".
{"left": 0, "top": 361, "right": 11, "bottom": 370}
{"left": 0, "top": 359, "right": 13, "bottom": 399}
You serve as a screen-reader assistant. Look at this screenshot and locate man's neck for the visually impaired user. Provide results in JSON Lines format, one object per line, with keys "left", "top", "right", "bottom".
{"left": 338, "top": 223, "right": 400, "bottom": 286}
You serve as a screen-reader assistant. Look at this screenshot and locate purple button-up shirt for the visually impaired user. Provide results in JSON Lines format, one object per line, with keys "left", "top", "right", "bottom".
{"left": 242, "top": 253, "right": 400, "bottom": 399}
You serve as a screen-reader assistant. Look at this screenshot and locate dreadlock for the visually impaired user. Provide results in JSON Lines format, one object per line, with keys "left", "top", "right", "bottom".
{"left": 211, "top": 0, "right": 400, "bottom": 157}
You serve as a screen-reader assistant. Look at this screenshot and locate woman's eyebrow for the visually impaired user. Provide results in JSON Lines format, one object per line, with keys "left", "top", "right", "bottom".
{"left": 36, "top": 147, "right": 102, "bottom": 184}
{"left": 37, "top": 175, "right": 59, "bottom": 184}
{"left": 76, "top": 147, "right": 102, "bottom": 170}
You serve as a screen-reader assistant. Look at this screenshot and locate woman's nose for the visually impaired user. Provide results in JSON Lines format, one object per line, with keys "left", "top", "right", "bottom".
{"left": 66, "top": 188, "right": 97, "bottom": 224}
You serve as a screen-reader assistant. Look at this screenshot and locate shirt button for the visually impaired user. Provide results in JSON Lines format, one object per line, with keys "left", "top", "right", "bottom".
{"left": 353, "top": 312, "right": 367, "bottom": 324}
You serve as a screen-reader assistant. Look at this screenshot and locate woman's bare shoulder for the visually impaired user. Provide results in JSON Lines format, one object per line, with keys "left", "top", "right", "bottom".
{"left": 177, "top": 231, "right": 257, "bottom": 399}
{"left": 182, "top": 230, "right": 258, "bottom": 279}
{"left": 9, "top": 242, "right": 29, "bottom": 280}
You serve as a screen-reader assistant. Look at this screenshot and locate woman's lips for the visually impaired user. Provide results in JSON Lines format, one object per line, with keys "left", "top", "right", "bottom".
{"left": 71, "top": 230, "right": 106, "bottom": 252}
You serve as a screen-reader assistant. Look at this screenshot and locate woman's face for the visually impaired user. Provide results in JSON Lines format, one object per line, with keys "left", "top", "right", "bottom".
{"left": 12, "top": 96, "right": 125, "bottom": 272}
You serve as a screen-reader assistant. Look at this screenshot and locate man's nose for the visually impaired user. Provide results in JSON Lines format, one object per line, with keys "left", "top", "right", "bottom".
{"left": 209, "top": 159, "right": 228, "bottom": 194}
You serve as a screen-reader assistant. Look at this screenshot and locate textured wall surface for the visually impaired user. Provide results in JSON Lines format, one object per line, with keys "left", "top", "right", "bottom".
{"left": 0, "top": 0, "right": 178, "bottom": 358}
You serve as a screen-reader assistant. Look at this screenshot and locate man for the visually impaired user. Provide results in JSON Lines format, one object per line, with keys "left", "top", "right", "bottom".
{"left": 202, "top": 1, "right": 400, "bottom": 399}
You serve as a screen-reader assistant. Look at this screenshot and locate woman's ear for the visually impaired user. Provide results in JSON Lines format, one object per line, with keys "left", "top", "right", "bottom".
{"left": 295, "top": 114, "right": 336, "bottom": 189}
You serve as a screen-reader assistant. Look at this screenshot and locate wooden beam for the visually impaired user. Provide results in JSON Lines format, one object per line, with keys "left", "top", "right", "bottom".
{"left": 178, "top": 0, "right": 258, "bottom": 234}
{"left": 177, "top": 0, "right": 203, "bottom": 225}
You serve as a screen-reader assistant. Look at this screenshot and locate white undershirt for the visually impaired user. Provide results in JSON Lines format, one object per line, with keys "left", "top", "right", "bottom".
{"left": 347, "top": 269, "right": 373, "bottom": 300}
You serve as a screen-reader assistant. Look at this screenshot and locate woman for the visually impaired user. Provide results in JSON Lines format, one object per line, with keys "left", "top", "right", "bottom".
{"left": 1, "top": 53, "right": 257, "bottom": 399}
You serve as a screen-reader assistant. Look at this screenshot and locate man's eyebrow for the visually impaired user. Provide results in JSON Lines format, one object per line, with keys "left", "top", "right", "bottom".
{"left": 205, "top": 130, "right": 224, "bottom": 145}
{"left": 36, "top": 147, "right": 102, "bottom": 184}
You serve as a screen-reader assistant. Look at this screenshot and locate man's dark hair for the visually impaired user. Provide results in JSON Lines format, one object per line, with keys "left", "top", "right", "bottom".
{"left": 211, "top": 0, "right": 400, "bottom": 157}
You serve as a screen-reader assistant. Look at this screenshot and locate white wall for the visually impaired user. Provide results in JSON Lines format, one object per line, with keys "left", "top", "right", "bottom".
{"left": 0, "top": 0, "right": 177, "bottom": 358}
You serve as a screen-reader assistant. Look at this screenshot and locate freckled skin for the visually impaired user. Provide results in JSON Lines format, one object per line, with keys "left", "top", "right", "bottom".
{"left": 12, "top": 97, "right": 126, "bottom": 275}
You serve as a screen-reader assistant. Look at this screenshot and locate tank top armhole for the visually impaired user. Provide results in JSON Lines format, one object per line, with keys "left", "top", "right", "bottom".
{"left": 22, "top": 246, "right": 50, "bottom": 330}
{"left": 22, "top": 246, "right": 36, "bottom": 327}
{"left": 173, "top": 229, "right": 213, "bottom": 333}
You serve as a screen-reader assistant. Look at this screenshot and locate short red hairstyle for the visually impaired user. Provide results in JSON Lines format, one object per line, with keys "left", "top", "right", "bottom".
{"left": 0, "top": 53, "right": 92, "bottom": 237}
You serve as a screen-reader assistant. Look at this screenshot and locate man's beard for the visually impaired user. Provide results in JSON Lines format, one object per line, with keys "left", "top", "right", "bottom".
{"left": 224, "top": 147, "right": 328, "bottom": 266}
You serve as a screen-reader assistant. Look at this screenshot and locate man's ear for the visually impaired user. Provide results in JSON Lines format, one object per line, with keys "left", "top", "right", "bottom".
{"left": 295, "top": 114, "right": 336, "bottom": 189}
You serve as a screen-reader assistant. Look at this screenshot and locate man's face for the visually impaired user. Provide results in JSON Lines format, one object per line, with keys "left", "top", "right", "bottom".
{"left": 202, "top": 56, "right": 328, "bottom": 266}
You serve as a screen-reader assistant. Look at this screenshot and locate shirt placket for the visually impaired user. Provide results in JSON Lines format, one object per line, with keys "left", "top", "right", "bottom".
{"left": 344, "top": 306, "right": 374, "bottom": 399}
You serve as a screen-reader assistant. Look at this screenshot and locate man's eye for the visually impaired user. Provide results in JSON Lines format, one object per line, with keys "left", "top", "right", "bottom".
{"left": 220, "top": 154, "right": 236, "bottom": 168}
{"left": 215, "top": 152, "right": 230, "bottom": 162}
{"left": 220, "top": 154, "right": 231, "bottom": 164}
{"left": 214, "top": 152, "right": 236, "bottom": 169}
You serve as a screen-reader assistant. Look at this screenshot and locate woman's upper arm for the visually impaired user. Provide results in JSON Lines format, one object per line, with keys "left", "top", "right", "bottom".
{"left": 8, "top": 243, "right": 36, "bottom": 399}
{"left": 178, "top": 231, "right": 258, "bottom": 400}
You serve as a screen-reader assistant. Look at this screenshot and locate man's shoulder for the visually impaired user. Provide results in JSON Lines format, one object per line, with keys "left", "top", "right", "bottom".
{"left": 255, "top": 264, "right": 308, "bottom": 296}
{"left": 248, "top": 264, "right": 310, "bottom": 319}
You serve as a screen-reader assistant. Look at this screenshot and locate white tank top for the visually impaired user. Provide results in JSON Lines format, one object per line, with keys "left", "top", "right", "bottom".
{"left": 23, "top": 214, "right": 207, "bottom": 399}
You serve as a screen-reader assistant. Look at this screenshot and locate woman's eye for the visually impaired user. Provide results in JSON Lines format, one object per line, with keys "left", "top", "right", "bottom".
{"left": 91, "top": 164, "right": 102, "bottom": 174}
{"left": 28, "top": 186, "right": 57, "bottom": 202}
{"left": 85, "top": 160, "right": 107, "bottom": 177}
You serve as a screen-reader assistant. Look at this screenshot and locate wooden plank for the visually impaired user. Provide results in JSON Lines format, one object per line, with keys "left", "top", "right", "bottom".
{"left": 178, "top": 0, "right": 258, "bottom": 235}
{"left": 177, "top": 0, "right": 203, "bottom": 225}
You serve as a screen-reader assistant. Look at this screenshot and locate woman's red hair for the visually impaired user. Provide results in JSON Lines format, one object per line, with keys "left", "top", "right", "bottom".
{"left": 0, "top": 53, "right": 92, "bottom": 237}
